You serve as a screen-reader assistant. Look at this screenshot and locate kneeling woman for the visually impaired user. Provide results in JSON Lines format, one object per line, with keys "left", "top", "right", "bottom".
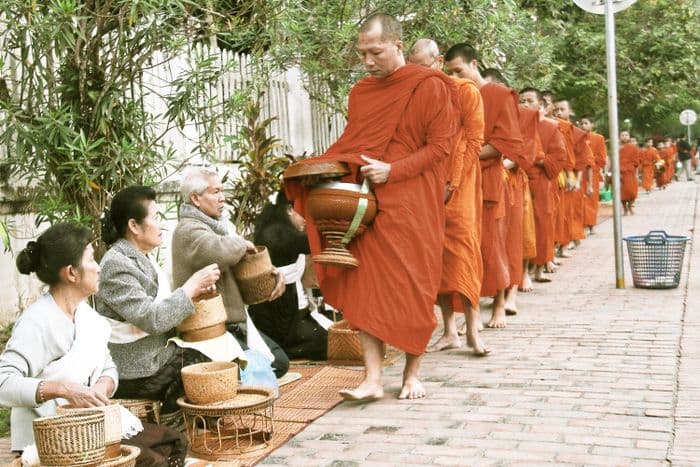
{"left": 248, "top": 190, "right": 330, "bottom": 360}
{"left": 95, "top": 186, "right": 221, "bottom": 415}
{"left": 0, "top": 223, "right": 186, "bottom": 465}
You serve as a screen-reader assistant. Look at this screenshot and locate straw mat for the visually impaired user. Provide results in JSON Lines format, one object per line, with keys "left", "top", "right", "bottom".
{"left": 216, "top": 365, "right": 363, "bottom": 466}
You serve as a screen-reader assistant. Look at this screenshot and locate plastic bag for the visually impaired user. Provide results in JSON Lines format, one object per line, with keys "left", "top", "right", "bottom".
{"left": 239, "top": 348, "right": 279, "bottom": 398}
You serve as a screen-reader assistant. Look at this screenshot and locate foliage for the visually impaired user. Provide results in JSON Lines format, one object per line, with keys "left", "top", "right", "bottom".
{"left": 520, "top": 0, "right": 700, "bottom": 138}
{"left": 0, "top": 0, "right": 257, "bottom": 250}
{"left": 224, "top": 93, "right": 292, "bottom": 237}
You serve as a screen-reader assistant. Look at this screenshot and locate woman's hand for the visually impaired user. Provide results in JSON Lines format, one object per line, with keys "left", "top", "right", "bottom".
{"left": 41, "top": 380, "right": 109, "bottom": 408}
{"left": 182, "top": 263, "right": 221, "bottom": 299}
{"left": 267, "top": 269, "right": 286, "bottom": 301}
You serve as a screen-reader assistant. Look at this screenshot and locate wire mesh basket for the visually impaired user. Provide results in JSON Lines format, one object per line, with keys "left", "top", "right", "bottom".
{"left": 624, "top": 230, "right": 689, "bottom": 289}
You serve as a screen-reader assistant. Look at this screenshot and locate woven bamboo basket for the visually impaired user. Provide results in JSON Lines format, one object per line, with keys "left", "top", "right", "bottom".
{"left": 233, "top": 246, "right": 276, "bottom": 304}
{"left": 56, "top": 403, "right": 121, "bottom": 459}
{"left": 181, "top": 361, "right": 239, "bottom": 405}
{"left": 113, "top": 399, "right": 161, "bottom": 425}
{"left": 327, "top": 319, "right": 385, "bottom": 365}
{"left": 99, "top": 445, "right": 140, "bottom": 467}
{"left": 32, "top": 411, "right": 105, "bottom": 466}
{"left": 177, "top": 292, "right": 227, "bottom": 342}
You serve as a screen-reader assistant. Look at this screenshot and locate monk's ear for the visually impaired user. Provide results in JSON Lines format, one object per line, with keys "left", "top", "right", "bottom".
{"left": 395, "top": 40, "right": 404, "bottom": 53}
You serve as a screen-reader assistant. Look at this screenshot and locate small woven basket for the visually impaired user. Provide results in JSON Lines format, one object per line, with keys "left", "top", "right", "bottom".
{"left": 233, "top": 246, "right": 276, "bottom": 304}
{"left": 113, "top": 399, "right": 161, "bottom": 425}
{"left": 181, "top": 361, "right": 239, "bottom": 405}
{"left": 177, "top": 292, "right": 227, "bottom": 339}
{"left": 99, "top": 445, "right": 140, "bottom": 467}
{"left": 33, "top": 411, "right": 105, "bottom": 466}
{"left": 56, "top": 403, "right": 121, "bottom": 459}
{"left": 327, "top": 319, "right": 385, "bottom": 365}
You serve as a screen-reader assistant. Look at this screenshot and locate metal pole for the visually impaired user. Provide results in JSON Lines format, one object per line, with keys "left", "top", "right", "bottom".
{"left": 605, "top": 0, "right": 625, "bottom": 288}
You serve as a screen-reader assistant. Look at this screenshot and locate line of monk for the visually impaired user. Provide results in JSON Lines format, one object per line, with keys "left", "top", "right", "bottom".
{"left": 285, "top": 14, "right": 686, "bottom": 402}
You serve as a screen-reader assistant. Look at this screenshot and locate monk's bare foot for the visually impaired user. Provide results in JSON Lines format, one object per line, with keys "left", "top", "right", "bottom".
{"left": 457, "top": 322, "right": 467, "bottom": 335}
{"left": 487, "top": 304, "right": 506, "bottom": 329}
{"left": 398, "top": 376, "right": 426, "bottom": 400}
{"left": 519, "top": 273, "right": 533, "bottom": 292}
{"left": 466, "top": 332, "right": 491, "bottom": 356}
{"left": 545, "top": 261, "right": 558, "bottom": 273}
{"left": 339, "top": 381, "right": 384, "bottom": 402}
{"left": 426, "top": 334, "right": 463, "bottom": 352}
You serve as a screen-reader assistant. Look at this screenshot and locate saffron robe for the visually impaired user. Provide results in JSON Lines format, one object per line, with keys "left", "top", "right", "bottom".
{"left": 479, "top": 82, "right": 524, "bottom": 297}
{"left": 284, "top": 65, "right": 460, "bottom": 355}
{"left": 571, "top": 126, "right": 594, "bottom": 241}
{"left": 584, "top": 132, "right": 607, "bottom": 227}
{"left": 528, "top": 118, "right": 567, "bottom": 266}
{"left": 555, "top": 119, "right": 576, "bottom": 246}
{"left": 440, "top": 77, "right": 484, "bottom": 309}
{"left": 640, "top": 147, "right": 660, "bottom": 191}
{"left": 506, "top": 106, "right": 537, "bottom": 286}
{"left": 620, "top": 143, "right": 642, "bottom": 202}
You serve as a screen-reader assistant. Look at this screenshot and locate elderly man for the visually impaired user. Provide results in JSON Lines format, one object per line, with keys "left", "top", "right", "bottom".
{"left": 171, "top": 167, "right": 289, "bottom": 377}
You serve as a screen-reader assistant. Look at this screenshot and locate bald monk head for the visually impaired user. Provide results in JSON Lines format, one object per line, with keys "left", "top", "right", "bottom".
{"left": 407, "top": 38, "right": 444, "bottom": 70}
{"left": 482, "top": 68, "right": 507, "bottom": 86}
{"left": 357, "top": 13, "right": 405, "bottom": 78}
{"left": 519, "top": 87, "right": 545, "bottom": 117}
{"left": 630, "top": 136, "right": 638, "bottom": 146}
{"left": 620, "top": 131, "right": 631, "bottom": 144}
{"left": 444, "top": 43, "right": 484, "bottom": 86}
{"left": 578, "top": 115, "right": 594, "bottom": 133}
{"left": 554, "top": 100, "right": 573, "bottom": 122}
{"left": 645, "top": 138, "right": 654, "bottom": 148}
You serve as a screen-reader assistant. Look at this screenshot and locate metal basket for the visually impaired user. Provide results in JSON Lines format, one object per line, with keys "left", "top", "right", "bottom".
{"left": 624, "top": 230, "right": 689, "bottom": 289}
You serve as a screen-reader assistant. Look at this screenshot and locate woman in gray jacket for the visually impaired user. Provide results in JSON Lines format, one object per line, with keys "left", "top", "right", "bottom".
{"left": 94, "top": 186, "right": 220, "bottom": 414}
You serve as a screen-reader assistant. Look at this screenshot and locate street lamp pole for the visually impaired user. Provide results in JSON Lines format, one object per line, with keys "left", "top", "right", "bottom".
{"left": 605, "top": 0, "right": 625, "bottom": 288}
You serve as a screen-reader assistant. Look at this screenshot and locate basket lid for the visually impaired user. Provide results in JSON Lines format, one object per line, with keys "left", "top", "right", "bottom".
{"left": 283, "top": 160, "right": 351, "bottom": 180}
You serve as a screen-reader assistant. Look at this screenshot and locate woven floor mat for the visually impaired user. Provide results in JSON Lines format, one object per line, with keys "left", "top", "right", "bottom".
{"left": 185, "top": 365, "right": 363, "bottom": 466}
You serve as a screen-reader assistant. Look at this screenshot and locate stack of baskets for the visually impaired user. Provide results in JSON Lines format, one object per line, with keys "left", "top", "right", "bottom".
{"left": 233, "top": 246, "right": 277, "bottom": 304}
{"left": 181, "top": 361, "right": 239, "bottom": 405}
{"left": 177, "top": 292, "right": 227, "bottom": 342}
{"left": 56, "top": 403, "right": 121, "bottom": 459}
{"left": 32, "top": 410, "right": 140, "bottom": 466}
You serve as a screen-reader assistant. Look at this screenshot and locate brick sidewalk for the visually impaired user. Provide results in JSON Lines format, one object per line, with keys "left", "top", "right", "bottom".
{"left": 261, "top": 181, "right": 699, "bottom": 466}
{"left": 2, "top": 182, "right": 698, "bottom": 466}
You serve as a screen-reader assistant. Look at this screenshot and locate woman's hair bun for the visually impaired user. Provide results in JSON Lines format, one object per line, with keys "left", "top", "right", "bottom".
{"left": 16, "top": 241, "right": 40, "bottom": 274}
{"left": 101, "top": 208, "right": 119, "bottom": 245}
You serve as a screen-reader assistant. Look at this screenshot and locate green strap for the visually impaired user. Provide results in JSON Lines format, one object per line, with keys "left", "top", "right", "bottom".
{"left": 341, "top": 179, "right": 370, "bottom": 245}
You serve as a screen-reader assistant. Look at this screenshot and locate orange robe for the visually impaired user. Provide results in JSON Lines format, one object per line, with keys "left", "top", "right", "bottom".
{"left": 555, "top": 119, "right": 576, "bottom": 246}
{"left": 529, "top": 118, "right": 567, "bottom": 266}
{"left": 284, "top": 65, "right": 460, "bottom": 355}
{"left": 506, "top": 106, "right": 537, "bottom": 286}
{"left": 584, "top": 132, "right": 607, "bottom": 227}
{"left": 640, "top": 147, "right": 660, "bottom": 191}
{"left": 440, "top": 77, "right": 484, "bottom": 310}
{"left": 571, "top": 126, "right": 594, "bottom": 241}
{"left": 479, "top": 82, "right": 523, "bottom": 297}
{"left": 620, "top": 143, "right": 641, "bottom": 202}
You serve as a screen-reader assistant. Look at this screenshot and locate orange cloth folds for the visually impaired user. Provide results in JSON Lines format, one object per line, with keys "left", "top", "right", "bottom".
{"left": 284, "top": 64, "right": 460, "bottom": 355}
{"left": 440, "top": 77, "right": 484, "bottom": 310}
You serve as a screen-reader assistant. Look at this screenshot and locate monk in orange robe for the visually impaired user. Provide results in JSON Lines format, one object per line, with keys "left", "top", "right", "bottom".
{"left": 619, "top": 131, "right": 641, "bottom": 215}
{"left": 579, "top": 116, "right": 608, "bottom": 233}
{"left": 444, "top": 44, "right": 524, "bottom": 329}
{"left": 640, "top": 138, "right": 660, "bottom": 192}
{"left": 520, "top": 88, "right": 567, "bottom": 283}
{"left": 554, "top": 117, "right": 576, "bottom": 257}
{"left": 284, "top": 15, "right": 460, "bottom": 401}
{"left": 554, "top": 100, "right": 592, "bottom": 248}
{"left": 407, "top": 39, "right": 488, "bottom": 355}
{"left": 656, "top": 141, "right": 671, "bottom": 189}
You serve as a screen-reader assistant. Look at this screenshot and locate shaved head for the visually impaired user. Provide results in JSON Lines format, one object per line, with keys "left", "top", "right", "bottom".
{"left": 359, "top": 13, "right": 402, "bottom": 42}
{"left": 408, "top": 38, "right": 443, "bottom": 69}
